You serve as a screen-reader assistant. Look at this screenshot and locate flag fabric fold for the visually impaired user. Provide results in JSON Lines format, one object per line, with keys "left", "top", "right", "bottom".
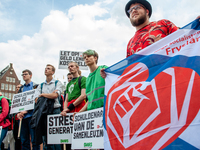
{"left": 104, "top": 19, "right": 200, "bottom": 150}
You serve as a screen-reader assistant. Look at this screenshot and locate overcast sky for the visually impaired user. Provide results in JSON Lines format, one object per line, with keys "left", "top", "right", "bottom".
{"left": 0, "top": 0, "right": 199, "bottom": 85}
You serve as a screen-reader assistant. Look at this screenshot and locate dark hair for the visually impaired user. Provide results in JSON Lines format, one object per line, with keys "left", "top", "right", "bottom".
{"left": 67, "top": 73, "right": 72, "bottom": 76}
{"left": 22, "top": 69, "right": 32, "bottom": 75}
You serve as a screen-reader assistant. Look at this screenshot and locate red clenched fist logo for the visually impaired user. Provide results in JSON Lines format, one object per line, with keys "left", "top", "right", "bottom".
{"left": 105, "top": 62, "right": 200, "bottom": 150}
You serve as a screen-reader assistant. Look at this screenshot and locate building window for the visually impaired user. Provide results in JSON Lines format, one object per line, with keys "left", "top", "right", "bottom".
{"left": 5, "top": 93, "right": 8, "bottom": 97}
{"left": 13, "top": 78, "right": 15, "bottom": 83}
{"left": 13, "top": 85, "right": 15, "bottom": 91}
{"left": 6, "top": 77, "right": 9, "bottom": 82}
{"left": 1, "top": 83, "right": 4, "bottom": 90}
{"left": 9, "top": 93, "right": 11, "bottom": 99}
{"left": 10, "top": 72, "right": 13, "bottom": 74}
{"left": 1, "top": 92, "right": 4, "bottom": 96}
{"left": 9, "top": 84, "right": 12, "bottom": 91}
{"left": 9, "top": 78, "right": 12, "bottom": 82}
{"left": 5, "top": 84, "right": 8, "bottom": 90}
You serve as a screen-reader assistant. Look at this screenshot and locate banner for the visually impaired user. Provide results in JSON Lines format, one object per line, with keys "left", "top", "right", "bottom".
{"left": 58, "top": 50, "right": 88, "bottom": 70}
{"left": 47, "top": 113, "right": 74, "bottom": 144}
{"left": 72, "top": 107, "right": 104, "bottom": 149}
{"left": 10, "top": 89, "right": 36, "bottom": 114}
{"left": 104, "top": 19, "right": 200, "bottom": 150}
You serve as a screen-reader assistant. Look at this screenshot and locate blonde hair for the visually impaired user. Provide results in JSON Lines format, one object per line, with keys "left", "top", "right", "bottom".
{"left": 68, "top": 61, "right": 81, "bottom": 75}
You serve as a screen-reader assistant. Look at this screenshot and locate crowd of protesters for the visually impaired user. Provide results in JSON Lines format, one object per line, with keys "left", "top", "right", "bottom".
{"left": 1, "top": 0, "right": 200, "bottom": 150}
{"left": 0, "top": 49, "right": 106, "bottom": 150}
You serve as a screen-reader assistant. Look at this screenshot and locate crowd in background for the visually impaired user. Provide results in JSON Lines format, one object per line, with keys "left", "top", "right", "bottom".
{"left": 1, "top": 0, "right": 200, "bottom": 150}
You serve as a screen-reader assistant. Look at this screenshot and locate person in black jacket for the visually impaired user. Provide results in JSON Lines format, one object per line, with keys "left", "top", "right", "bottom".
{"left": 35, "top": 64, "right": 63, "bottom": 150}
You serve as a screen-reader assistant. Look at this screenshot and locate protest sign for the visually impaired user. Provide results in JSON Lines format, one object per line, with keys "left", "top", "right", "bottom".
{"left": 10, "top": 89, "right": 36, "bottom": 114}
{"left": 72, "top": 107, "right": 104, "bottom": 149}
{"left": 104, "top": 19, "right": 200, "bottom": 150}
{"left": 0, "top": 126, "right": 2, "bottom": 137}
{"left": 58, "top": 50, "right": 88, "bottom": 70}
{"left": 47, "top": 113, "right": 74, "bottom": 144}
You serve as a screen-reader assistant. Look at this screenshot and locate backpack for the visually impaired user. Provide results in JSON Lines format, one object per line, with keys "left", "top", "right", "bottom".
{"left": 0, "top": 95, "right": 12, "bottom": 123}
{"left": 40, "top": 80, "right": 64, "bottom": 111}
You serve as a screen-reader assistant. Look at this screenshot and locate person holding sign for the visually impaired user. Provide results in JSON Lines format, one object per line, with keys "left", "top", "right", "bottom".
{"left": 79, "top": 50, "right": 107, "bottom": 112}
{"left": 0, "top": 93, "right": 11, "bottom": 150}
{"left": 72, "top": 50, "right": 106, "bottom": 150}
{"left": 16, "top": 69, "right": 39, "bottom": 150}
{"left": 35, "top": 64, "right": 63, "bottom": 150}
{"left": 60, "top": 62, "right": 86, "bottom": 150}
{"left": 61, "top": 62, "right": 86, "bottom": 116}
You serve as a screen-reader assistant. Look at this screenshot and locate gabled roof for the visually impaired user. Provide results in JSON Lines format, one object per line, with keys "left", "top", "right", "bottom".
{"left": 0, "top": 65, "right": 10, "bottom": 79}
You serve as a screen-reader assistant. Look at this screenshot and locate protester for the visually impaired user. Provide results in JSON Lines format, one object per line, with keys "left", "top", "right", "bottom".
{"left": 100, "top": 0, "right": 179, "bottom": 78}
{"left": 125, "top": 0, "right": 179, "bottom": 57}
{"left": 77, "top": 49, "right": 107, "bottom": 112}
{"left": 35, "top": 64, "right": 63, "bottom": 150}
{"left": 60, "top": 62, "right": 86, "bottom": 150}
{"left": 16, "top": 69, "right": 39, "bottom": 150}
{"left": 63, "top": 73, "right": 73, "bottom": 102}
{"left": 0, "top": 93, "right": 11, "bottom": 150}
{"left": 16, "top": 84, "right": 23, "bottom": 93}
{"left": 67, "top": 73, "right": 73, "bottom": 83}
{"left": 11, "top": 84, "right": 23, "bottom": 150}
{"left": 60, "top": 62, "right": 86, "bottom": 116}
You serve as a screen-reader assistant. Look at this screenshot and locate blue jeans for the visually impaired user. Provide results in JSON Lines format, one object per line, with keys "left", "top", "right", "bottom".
{"left": 0, "top": 127, "right": 8, "bottom": 150}
{"left": 20, "top": 117, "right": 40, "bottom": 150}
{"left": 43, "top": 108, "right": 61, "bottom": 150}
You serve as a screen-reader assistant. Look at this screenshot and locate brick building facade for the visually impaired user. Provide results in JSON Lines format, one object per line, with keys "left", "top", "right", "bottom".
{"left": 0, "top": 63, "right": 20, "bottom": 99}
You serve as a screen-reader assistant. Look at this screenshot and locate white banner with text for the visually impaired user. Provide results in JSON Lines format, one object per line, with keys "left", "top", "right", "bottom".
{"left": 58, "top": 50, "right": 88, "bottom": 70}
{"left": 72, "top": 107, "right": 104, "bottom": 149}
{"left": 10, "top": 89, "right": 36, "bottom": 114}
{"left": 47, "top": 113, "right": 74, "bottom": 144}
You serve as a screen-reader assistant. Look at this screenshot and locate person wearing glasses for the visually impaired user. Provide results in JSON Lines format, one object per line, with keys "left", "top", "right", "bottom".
{"left": 125, "top": 0, "right": 179, "bottom": 57}
{"left": 16, "top": 69, "right": 39, "bottom": 150}
{"left": 100, "top": 0, "right": 179, "bottom": 78}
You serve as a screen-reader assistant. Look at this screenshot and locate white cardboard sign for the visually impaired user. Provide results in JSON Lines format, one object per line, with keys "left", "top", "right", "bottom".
{"left": 47, "top": 113, "right": 74, "bottom": 144}
{"left": 72, "top": 107, "right": 104, "bottom": 149}
{"left": 58, "top": 50, "right": 88, "bottom": 70}
{"left": 10, "top": 89, "right": 36, "bottom": 114}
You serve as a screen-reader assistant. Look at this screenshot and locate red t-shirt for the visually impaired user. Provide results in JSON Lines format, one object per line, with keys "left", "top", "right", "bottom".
{"left": 127, "top": 19, "right": 178, "bottom": 57}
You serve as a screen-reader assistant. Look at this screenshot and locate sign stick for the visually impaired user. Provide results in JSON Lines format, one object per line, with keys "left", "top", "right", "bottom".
{"left": 63, "top": 144, "right": 66, "bottom": 150}
{"left": 18, "top": 119, "right": 22, "bottom": 138}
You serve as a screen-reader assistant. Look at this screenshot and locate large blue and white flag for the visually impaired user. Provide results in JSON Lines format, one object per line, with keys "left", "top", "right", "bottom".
{"left": 104, "top": 19, "right": 200, "bottom": 150}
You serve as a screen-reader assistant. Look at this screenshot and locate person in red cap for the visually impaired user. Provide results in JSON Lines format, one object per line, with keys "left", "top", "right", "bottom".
{"left": 125, "top": 0, "right": 178, "bottom": 57}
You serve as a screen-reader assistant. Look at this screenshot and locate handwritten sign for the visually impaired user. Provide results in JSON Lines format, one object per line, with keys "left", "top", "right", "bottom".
{"left": 58, "top": 50, "right": 88, "bottom": 70}
{"left": 10, "top": 89, "right": 36, "bottom": 114}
